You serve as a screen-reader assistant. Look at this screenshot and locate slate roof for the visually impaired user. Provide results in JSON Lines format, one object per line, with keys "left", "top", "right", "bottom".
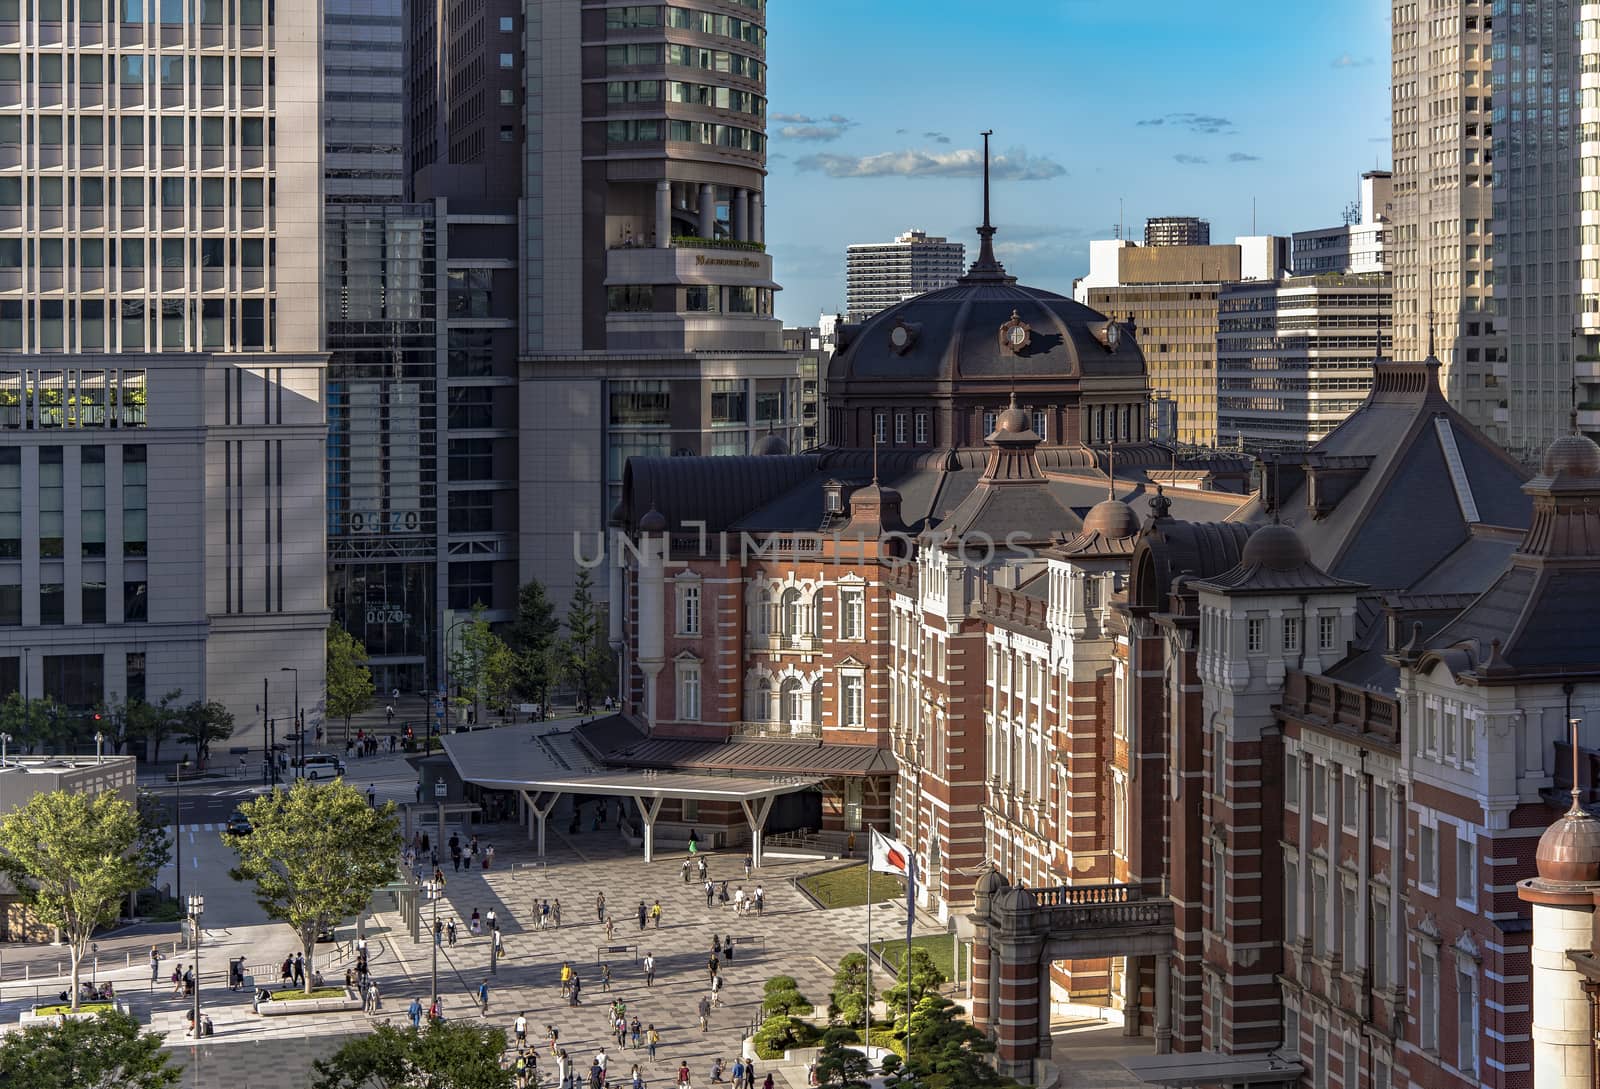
{"left": 598, "top": 736, "right": 897, "bottom": 777}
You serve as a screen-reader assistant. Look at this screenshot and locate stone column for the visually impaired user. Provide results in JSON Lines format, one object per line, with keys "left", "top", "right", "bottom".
{"left": 1356, "top": 771, "right": 1373, "bottom": 1014}
{"left": 1326, "top": 760, "right": 1341, "bottom": 961}
{"left": 1522, "top": 892, "right": 1596, "bottom": 1089}
{"left": 1154, "top": 952, "right": 1173, "bottom": 1054}
{"left": 655, "top": 180, "right": 671, "bottom": 247}
{"left": 1388, "top": 784, "right": 1406, "bottom": 1002}
{"left": 1298, "top": 753, "right": 1313, "bottom": 952}
{"left": 1122, "top": 956, "right": 1142, "bottom": 1036}
{"left": 750, "top": 191, "right": 762, "bottom": 242}
{"left": 1037, "top": 954, "right": 1054, "bottom": 1058}
{"left": 732, "top": 188, "right": 748, "bottom": 242}
{"left": 698, "top": 183, "right": 716, "bottom": 239}
{"left": 972, "top": 930, "right": 993, "bottom": 1031}
{"left": 994, "top": 936, "right": 1044, "bottom": 1081}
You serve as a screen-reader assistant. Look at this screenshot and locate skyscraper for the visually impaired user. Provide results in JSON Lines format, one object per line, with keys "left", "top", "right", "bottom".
{"left": 325, "top": 0, "right": 407, "bottom": 203}
{"left": 844, "top": 229, "right": 965, "bottom": 322}
{"left": 0, "top": 0, "right": 329, "bottom": 741}
{"left": 1390, "top": 0, "right": 1500, "bottom": 439}
{"left": 1144, "top": 216, "right": 1211, "bottom": 247}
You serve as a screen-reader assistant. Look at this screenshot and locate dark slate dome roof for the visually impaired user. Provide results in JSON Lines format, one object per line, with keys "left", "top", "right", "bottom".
{"left": 1239, "top": 522, "right": 1310, "bottom": 572}
{"left": 827, "top": 281, "right": 1145, "bottom": 389}
{"left": 752, "top": 432, "right": 790, "bottom": 456}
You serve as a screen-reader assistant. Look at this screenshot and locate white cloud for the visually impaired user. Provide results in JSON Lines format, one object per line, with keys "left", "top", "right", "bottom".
{"left": 795, "top": 145, "right": 1066, "bottom": 180}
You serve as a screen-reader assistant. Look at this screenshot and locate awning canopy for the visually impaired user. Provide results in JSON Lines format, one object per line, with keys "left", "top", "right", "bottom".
{"left": 1120, "top": 1051, "right": 1306, "bottom": 1087}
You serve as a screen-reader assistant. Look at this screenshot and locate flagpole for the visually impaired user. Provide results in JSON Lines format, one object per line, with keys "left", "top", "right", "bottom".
{"left": 905, "top": 855, "right": 915, "bottom": 1071}
{"left": 865, "top": 856, "right": 873, "bottom": 1046}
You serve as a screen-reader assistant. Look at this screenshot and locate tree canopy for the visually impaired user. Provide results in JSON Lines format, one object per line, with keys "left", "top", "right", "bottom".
{"left": 0, "top": 1010, "right": 180, "bottom": 1089}
{"left": 175, "top": 699, "right": 234, "bottom": 762}
{"left": 882, "top": 946, "right": 947, "bottom": 1017}
{"left": 831, "top": 952, "right": 871, "bottom": 1027}
{"left": 326, "top": 622, "right": 376, "bottom": 740}
{"left": 506, "top": 579, "right": 560, "bottom": 707}
{"left": 226, "top": 780, "right": 399, "bottom": 993}
{"left": 882, "top": 995, "right": 1015, "bottom": 1089}
{"left": 559, "top": 566, "right": 613, "bottom": 712}
{"left": 0, "top": 791, "right": 152, "bottom": 1009}
{"left": 449, "top": 605, "right": 518, "bottom": 724}
{"left": 310, "top": 1021, "right": 512, "bottom": 1089}
{"left": 814, "top": 1028, "right": 874, "bottom": 1089}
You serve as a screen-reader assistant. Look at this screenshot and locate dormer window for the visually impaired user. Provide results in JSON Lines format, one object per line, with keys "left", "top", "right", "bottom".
{"left": 824, "top": 480, "right": 844, "bottom": 514}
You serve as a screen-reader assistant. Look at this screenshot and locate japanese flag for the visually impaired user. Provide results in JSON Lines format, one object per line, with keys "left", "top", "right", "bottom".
{"left": 870, "top": 829, "right": 914, "bottom": 879}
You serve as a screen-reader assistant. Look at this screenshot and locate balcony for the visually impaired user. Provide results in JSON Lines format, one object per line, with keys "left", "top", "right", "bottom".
{"left": 732, "top": 719, "right": 822, "bottom": 741}
{"left": 748, "top": 632, "right": 823, "bottom": 653}
{"left": 668, "top": 235, "right": 765, "bottom": 253}
{"left": 1282, "top": 670, "right": 1398, "bottom": 746}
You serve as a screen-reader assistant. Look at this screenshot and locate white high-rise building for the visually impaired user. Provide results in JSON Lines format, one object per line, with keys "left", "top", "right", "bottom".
{"left": 0, "top": 0, "right": 328, "bottom": 749}
{"left": 845, "top": 230, "right": 965, "bottom": 323}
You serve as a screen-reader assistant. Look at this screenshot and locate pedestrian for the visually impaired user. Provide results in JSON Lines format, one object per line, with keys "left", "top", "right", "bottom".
{"left": 149, "top": 946, "right": 162, "bottom": 986}
{"left": 704, "top": 879, "right": 714, "bottom": 908}
{"left": 557, "top": 1050, "right": 569, "bottom": 1089}
{"left": 755, "top": 885, "right": 764, "bottom": 916}
{"left": 743, "top": 854, "right": 752, "bottom": 879}
{"left": 678, "top": 1060, "right": 691, "bottom": 1086}
{"left": 560, "top": 961, "right": 572, "bottom": 997}
{"left": 435, "top": 919, "right": 444, "bottom": 945}
{"left": 698, "top": 857, "right": 707, "bottom": 882}
{"left": 638, "top": 899, "right": 648, "bottom": 930}
{"left": 478, "top": 978, "right": 490, "bottom": 1013}
{"left": 452, "top": 848, "right": 462, "bottom": 873}
{"left": 697, "top": 995, "right": 711, "bottom": 1032}
{"left": 707, "top": 953, "right": 719, "bottom": 981}
{"left": 633, "top": 1064, "right": 645, "bottom": 1089}
{"left": 734, "top": 887, "right": 745, "bottom": 914}
{"left": 487, "top": 907, "right": 498, "bottom": 932}
{"left": 367, "top": 784, "right": 377, "bottom": 807}
{"left": 547, "top": 1024, "right": 560, "bottom": 1055}
{"left": 570, "top": 972, "right": 582, "bottom": 1005}
{"left": 369, "top": 979, "right": 381, "bottom": 1011}
{"left": 733, "top": 1058, "right": 745, "bottom": 1087}
{"left": 597, "top": 891, "right": 606, "bottom": 922}
{"left": 447, "top": 919, "right": 457, "bottom": 946}
{"left": 484, "top": 844, "right": 495, "bottom": 870}
{"left": 651, "top": 900, "right": 662, "bottom": 928}
{"left": 615, "top": 1014, "right": 627, "bottom": 1046}
{"left": 471, "top": 908, "right": 481, "bottom": 936}
{"left": 172, "top": 965, "right": 185, "bottom": 996}
{"left": 718, "top": 880, "right": 729, "bottom": 907}
{"left": 630, "top": 1016, "right": 641, "bottom": 1049}
{"left": 643, "top": 952, "right": 656, "bottom": 986}
{"left": 762, "top": 1075, "right": 773, "bottom": 1089}
{"left": 553, "top": 898, "right": 562, "bottom": 927}
{"left": 711, "top": 1057, "right": 726, "bottom": 1084}
{"left": 601, "top": 962, "right": 612, "bottom": 992}
{"left": 725, "top": 934, "right": 735, "bottom": 963}
{"left": 278, "top": 956, "right": 292, "bottom": 987}
{"left": 682, "top": 858, "right": 691, "bottom": 883}
{"left": 713, "top": 934, "right": 722, "bottom": 957}
{"left": 514, "top": 1012, "right": 528, "bottom": 1047}
{"left": 605, "top": 916, "right": 616, "bottom": 942}
{"left": 183, "top": 966, "right": 195, "bottom": 997}
{"left": 541, "top": 900, "right": 552, "bottom": 929}
{"left": 293, "top": 952, "right": 306, "bottom": 986}
{"left": 409, "top": 997, "right": 423, "bottom": 1029}
{"left": 711, "top": 973, "right": 723, "bottom": 1007}
{"left": 493, "top": 930, "right": 504, "bottom": 958}
{"left": 647, "top": 1025, "right": 659, "bottom": 1060}
{"left": 744, "top": 1059, "right": 757, "bottom": 1089}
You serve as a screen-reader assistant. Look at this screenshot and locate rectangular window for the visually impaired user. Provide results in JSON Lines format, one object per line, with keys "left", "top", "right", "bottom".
{"left": 1284, "top": 858, "right": 1299, "bottom": 942}
{"left": 1419, "top": 947, "right": 1439, "bottom": 1052}
{"left": 445, "top": 490, "right": 495, "bottom": 534}
{"left": 39, "top": 583, "right": 64, "bottom": 625}
{"left": 840, "top": 588, "right": 864, "bottom": 641}
{"left": 676, "top": 665, "right": 700, "bottom": 721}
{"left": 1313, "top": 1025, "right": 1327, "bottom": 1089}
{"left": 842, "top": 673, "right": 863, "bottom": 727}
{"left": 1285, "top": 751, "right": 1300, "bottom": 809}
{"left": 1420, "top": 824, "right": 1438, "bottom": 888}
{"left": 81, "top": 446, "right": 105, "bottom": 556}
{"left": 447, "top": 439, "right": 495, "bottom": 481}
{"left": 1282, "top": 616, "right": 1300, "bottom": 653}
{"left": 0, "top": 447, "right": 18, "bottom": 557}
{"left": 709, "top": 379, "right": 745, "bottom": 424}
{"left": 1374, "top": 783, "right": 1390, "bottom": 842}
{"left": 1424, "top": 701, "right": 1439, "bottom": 754}
{"left": 606, "top": 285, "right": 653, "bottom": 312}
{"left": 1456, "top": 835, "right": 1475, "bottom": 905}
{"left": 677, "top": 583, "right": 700, "bottom": 636}
{"left": 446, "top": 268, "right": 493, "bottom": 317}
{"left": 1340, "top": 883, "right": 1356, "bottom": 966}
{"left": 123, "top": 580, "right": 147, "bottom": 621}
{"left": 1247, "top": 618, "right": 1264, "bottom": 653}
{"left": 894, "top": 413, "right": 907, "bottom": 444}
{"left": 1372, "top": 897, "right": 1390, "bottom": 989}
{"left": 873, "top": 412, "right": 887, "bottom": 443}
{"left": 914, "top": 412, "right": 929, "bottom": 444}
{"left": 1341, "top": 772, "right": 1358, "bottom": 831}
{"left": 609, "top": 380, "right": 669, "bottom": 426}
{"left": 1318, "top": 614, "right": 1337, "bottom": 651}
{"left": 1457, "top": 968, "right": 1478, "bottom": 1072}
{"left": 1312, "top": 763, "right": 1327, "bottom": 818}
{"left": 1311, "top": 870, "right": 1327, "bottom": 957}
{"left": 81, "top": 581, "right": 106, "bottom": 624}
{"left": 1464, "top": 709, "right": 1477, "bottom": 766}
{"left": 684, "top": 285, "right": 720, "bottom": 313}
{"left": 0, "top": 583, "right": 18, "bottom": 625}
{"left": 446, "top": 386, "right": 493, "bottom": 430}
{"left": 1443, "top": 702, "right": 1458, "bottom": 760}
{"left": 38, "top": 446, "right": 63, "bottom": 556}
{"left": 126, "top": 652, "right": 145, "bottom": 703}
{"left": 122, "top": 445, "right": 147, "bottom": 555}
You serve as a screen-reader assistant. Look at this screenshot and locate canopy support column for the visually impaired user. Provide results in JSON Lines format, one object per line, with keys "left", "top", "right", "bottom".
{"left": 634, "top": 794, "right": 665, "bottom": 863}
{"left": 739, "top": 794, "right": 776, "bottom": 870}
{"left": 520, "top": 789, "right": 560, "bottom": 857}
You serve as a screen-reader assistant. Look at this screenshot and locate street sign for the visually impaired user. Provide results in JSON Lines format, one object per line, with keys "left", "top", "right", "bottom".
{"left": 434, "top": 781, "right": 447, "bottom": 798}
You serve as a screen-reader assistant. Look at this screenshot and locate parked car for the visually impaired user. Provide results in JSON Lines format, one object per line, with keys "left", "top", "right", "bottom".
{"left": 224, "top": 810, "right": 253, "bottom": 836}
{"left": 297, "top": 756, "right": 346, "bottom": 781}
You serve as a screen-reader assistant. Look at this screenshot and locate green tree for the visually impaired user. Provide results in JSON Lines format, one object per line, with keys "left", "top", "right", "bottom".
{"left": 0, "top": 693, "right": 73, "bottom": 754}
{"left": 815, "top": 1028, "right": 874, "bottom": 1089}
{"left": 326, "top": 623, "right": 376, "bottom": 743}
{"left": 226, "top": 779, "right": 399, "bottom": 994}
{"left": 449, "top": 605, "right": 518, "bottom": 726}
{"left": 118, "top": 691, "right": 184, "bottom": 765}
{"left": 506, "top": 579, "right": 560, "bottom": 709}
{"left": 830, "top": 951, "right": 871, "bottom": 1027}
{"left": 310, "top": 1021, "right": 512, "bottom": 1089}
{"left": 883, "top": 995, "right": 1013, "bottom": 1089}
{"left": 882, "top": 946, "right": 947, "bottom": 1016}
{"left": 0, "top": 791, "right": 152, "bottom": 1010}
{"left": 176, "top": 700, "right": 234, "bottom": 763}
{"left": 559, "top": 566, "right": 614, "bottom": 712}
{"left": 0, "top": 1010, "right": 181, "bottom": 1089}
{"left": 132, "top": 790, "right": 172, "bottom": 912}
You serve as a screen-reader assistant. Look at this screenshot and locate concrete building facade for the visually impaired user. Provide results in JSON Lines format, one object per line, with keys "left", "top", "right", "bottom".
{"left": 0, "top": 0, "right": 329, "bottom": 746}
{"left": 844, "top": 229, "right": 965, "bottom": 323}
{"left": 1390, "top": 0, "right": 1501, "bottom": 438}
{"left": 1144, "top": 216, "right": 1211, "bottom": 248}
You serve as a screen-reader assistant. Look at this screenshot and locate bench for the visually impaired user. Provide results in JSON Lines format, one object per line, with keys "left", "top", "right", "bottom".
{"left": 256, "top": 988, "right": 364, "bottom": 1016}
{"left": 729, "top": 935, "right": 765, "bottom": 953}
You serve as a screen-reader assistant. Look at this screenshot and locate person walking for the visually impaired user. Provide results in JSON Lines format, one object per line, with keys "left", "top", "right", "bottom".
{"left": 647, "top": 1025, "right": 659, "bottom": 1060}
{"left": 605, "top": 916, "right": 616, "bottom": 942}
{"left": 754, "top": 884, "right": 764, "bottom": 917}
{"left": 711, "top": 973, "right": 723, "bottom": 1008}
{"left": 650, "top": 900, "right": 662, "bottom": 928}
{"left": 697, "top": 995, "right": 711, "bottom": 1032}
{"left": 632, "top": 1065, "right": 645, "bottom": 1089}
{"left": 600, "top": 963, "right": 612, "bottom": 992}
{"left": 447, "top": 919, "right": 458, "bottom": 946}
{"left": 552, "top": 898, "right": 562, "bottom": 927}
{"left": 370, "top": 979, "right": 382, "bottom": 1012}
{"left": 732, "top": 1058, "right": 745, "bottom": 1087}
{"left": 435, "top": 919, "right": 444, "bottom": 945}
{"left": 547, "top": 1024, "right": 560, "bottom": 1056}
{"left": 677, "top": 1061, "right": 692, "bottom": 1086}
{"left": 718, "top": 881, "right": 729, "bottom": 908}
{"left": 477, "top": 978, "right": 490, "bottom": 1014}
{"left": 596, "top": 891, "right": 606, "bottom": 922}
{"left": 637, "top": 899, "right": 648, "bottom": 930}
{"left": 486, "top": 907, "right": 498, "bottom": 932}
{"left": 293, "top": 953, "right": 306, "bottom": 987}
{"left": 711, "top": 1057, "right": 726, "bottom": 1084}
{"left": 409, "top": 997, "right": 423, "bottom": 1030}
{"left": 569, "top": 972, "right": 583, "bottom": 1006}
{"left": 560, "top": 961, "right": 572, "bottom": 998}
{"left": 493, "top": 929, "right": 504, "bottom": 959}
{"left": 514, "top": 1012, "right": 528, "bottom": 1048}
{"left": 470, "top": 908, "right": 481, "bottom": 936}
{"left": 278, "top": 957, "right": 293, "bottom": 987}
{"left": 630, "top": 1016, "right": 642, "bottom": 1049}
{"left": 643, "top": 952, "right": 656, "bottom": 986}
{"left": 742, "top": 854, "right": 752, "bottom": 880}
{"left": 707, "top": 953, "right": 719, "bottom": 983}
{"left": 704, "top": 880, "right": 715, "bottom": 909}
{"left": 743, "top": 1059, "right": 757, "bottom": 1089}
{"left": 681, "top": 858, "right": 691, "bottom": 883}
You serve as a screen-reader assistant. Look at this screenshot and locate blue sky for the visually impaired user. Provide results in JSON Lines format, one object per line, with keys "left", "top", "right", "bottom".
{"left": 763, "top": 0, "right": 1391, "bottom": 325}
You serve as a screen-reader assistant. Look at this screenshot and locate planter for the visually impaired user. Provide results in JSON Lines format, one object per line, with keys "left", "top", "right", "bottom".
{"left": 256, "top": 987, "right": 363, "bottom": 1016}
{"left": 20, "top": 999, "right": 128, "bottom": 1024}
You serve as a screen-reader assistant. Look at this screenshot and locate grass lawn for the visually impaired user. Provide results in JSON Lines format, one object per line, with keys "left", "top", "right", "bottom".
{"left": 33, "top": 1002, "right": 114, "bottom": 1016}
{"left": 870, "top": 933, "right": 966, "bottom": 984}
{"left": 798, "top": 864, "right": 906, "bottom": 909}
{"left": 266, "top": 987, "right": 349, "bottom": 1002}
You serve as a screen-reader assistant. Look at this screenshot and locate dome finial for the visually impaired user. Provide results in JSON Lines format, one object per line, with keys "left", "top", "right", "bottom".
{"left": 1107, "top": 442, "right": 1116, "bottom": 501}
{"left": 960, "top": 130, "right": 1014, "bottom": 283}
{"left": 1571, "top": 716, "right": 1585, "bottom": 817}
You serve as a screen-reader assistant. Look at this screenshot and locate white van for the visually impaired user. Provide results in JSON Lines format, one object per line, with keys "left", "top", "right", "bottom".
{"left": 297, "top": 756, "right": 346, "bottom": 781}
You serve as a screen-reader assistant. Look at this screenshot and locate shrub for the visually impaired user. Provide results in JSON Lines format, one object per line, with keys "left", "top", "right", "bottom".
{"left": 764, "top": 985, "right": 809, "bottom": 1018}
{"left": 830, "top": 952, "right": 870, "bottom": 1027}
{"left": 751, "top": 1015, "right": 806, "bottom": 1060}
{"left": 763, "top": 975, "right": 800, "bottom": 996}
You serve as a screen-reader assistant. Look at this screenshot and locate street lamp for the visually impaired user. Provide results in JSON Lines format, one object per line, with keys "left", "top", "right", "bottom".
{"left": 186, "top": 894, "right": 204, "bottom": 1037}
{"left": 94, "top": 731, "right": 104, "bottom": 765}
{"left": 174, "top": 757, "right": 190, "bottom": 904}
{"left": 280, "top": 666, "right": 300, "bottom": 771}
{"left": 0, "top": 732, "right": 10, "bottom": 768}
{"left": 426, "top": 877, "right": 443, "bottom": 1013}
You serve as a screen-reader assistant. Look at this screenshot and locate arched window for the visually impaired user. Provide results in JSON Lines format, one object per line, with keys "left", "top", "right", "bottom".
{"left": 781, "top": 587, "right": 805, "bottom": 639}
{"left": 780, "top": 677, "right": 803, "bottom": 723}
{"left": 751, "top": 586, "right": 773, "bottom": 636}
{"left": 747, "top": 676, "right": 773, "bottom": 721}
